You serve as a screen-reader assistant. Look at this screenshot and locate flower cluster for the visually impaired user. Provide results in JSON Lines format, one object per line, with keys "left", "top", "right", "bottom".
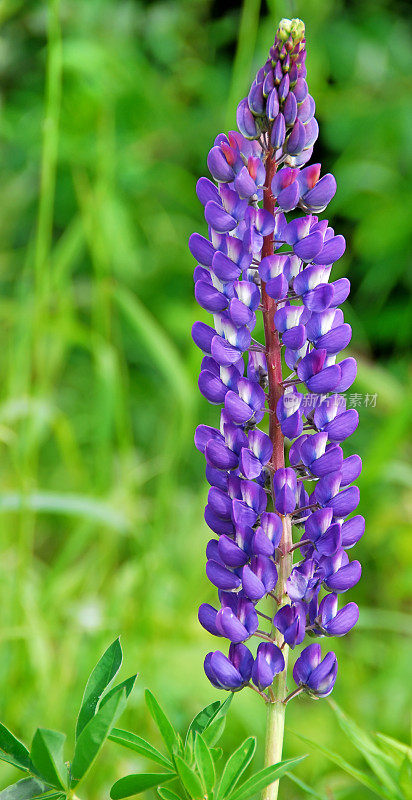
{"left": 190, "top": 18, "right": 363, "bottom": 701}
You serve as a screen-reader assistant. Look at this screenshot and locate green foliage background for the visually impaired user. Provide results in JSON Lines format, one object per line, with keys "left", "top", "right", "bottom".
{"left": 0, "top": 0, "right": 411, "bottom": 797}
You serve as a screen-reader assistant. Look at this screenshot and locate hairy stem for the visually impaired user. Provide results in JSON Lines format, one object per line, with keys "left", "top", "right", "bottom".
{"left": 261, "top": 150, "right": 293, "bottom": 800}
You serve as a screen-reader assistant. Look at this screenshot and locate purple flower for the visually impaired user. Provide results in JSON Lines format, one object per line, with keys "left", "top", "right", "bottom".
{"left": 309, "top": 593, "right": 359, "bottom": 637}
{"left": 287, "top": 559, "right": 323, "bottom": 603}
{"left": 205, "top": 643, "right": 254, "bottom": 690}
{"left": 273, "top": 468, "right": 297, "bottom": 514}
{"left": 252, "top": 643, "right": 285, "bottom": 690}
{"left": 274, "top": 603, "right": 306, "bottom": 648}
{"left": 190, "top": 16, "right": 361, "bottom": 700}
{"left": 293, "top": 643, "right": 338, "bottom": 698}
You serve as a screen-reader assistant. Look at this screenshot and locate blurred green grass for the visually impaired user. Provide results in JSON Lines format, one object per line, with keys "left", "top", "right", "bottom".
{"left": 0, "top": 0, "right": 411, "bottom": 797}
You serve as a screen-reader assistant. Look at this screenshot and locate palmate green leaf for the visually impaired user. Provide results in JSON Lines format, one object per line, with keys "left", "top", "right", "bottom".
{"left": 108, "top": 729, "right": 173, "bottom": 770}
{"left": 30, "top": 729, "right": 68, "bottom": 790}
{"left": 216, "top": 736, "right": 256, "bottom": 800}
{"left": 186, "top": 695, "right": 232, "bottom": 743}
{"left": 76, "top": 638, "right": 122, "bottom": 739}
{"left": 145, "top": 691, "right": 179, "bottom": 758}
{"left": 194, "top": 732, "right": 215, "bottom": 794}
{"left": 202, "top": 715, "right": 226, "bottom": 748}
{"left": 99, "top": 674, "right": 137, "bottom": 709}
{"left": 185, "top": 701, "right": 220, "bottom": 745}
{"left": 228, "top": 756, "right": 307, "bottom": 800}
{"left": 110, "top": 773, "right": 175, "bottom": 799}
{"left": 0, "top": 778, "right": 53, "bottom": 800}
{"left": 157, "top": 788, "right": 183, "bottom": 800}
{"left": 0, "top": 723, "right": 30, "bottom": 772}
{"left": 292, "top": 730, "right": 392, "bottom": 800}
{"left": 329, "top": 700, "right": 402, "bottom": 798}
{"left": 71, "top": 688, "right": 127, "bottom": 784}
{"left": 174, "top": 755, "right": 204, "bottom": 799}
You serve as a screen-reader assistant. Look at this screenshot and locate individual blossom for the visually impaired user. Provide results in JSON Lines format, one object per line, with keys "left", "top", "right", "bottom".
{"left": 292, "top": 643, "right": 338, "bottom": 698}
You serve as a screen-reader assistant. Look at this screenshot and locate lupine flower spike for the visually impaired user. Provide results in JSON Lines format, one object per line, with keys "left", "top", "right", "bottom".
{"left": 190, "top": 17, "right": 362, "bottom": 796}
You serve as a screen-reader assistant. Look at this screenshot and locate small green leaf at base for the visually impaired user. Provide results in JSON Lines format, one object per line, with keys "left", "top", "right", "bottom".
{"left": 110, "top": 772, "right": 174, "bottom": 799}
{"left": 157, "top": 788, "right": 183, "bottom": 800}
{"left": 108, "top": 729, "right": 173, "bottom": 770}
{"left": 228, "top": 756, "right": 307, "bottom": 800}
{"left": 145, "top": 691, "right": 178, "bottom": 757}
{"left": 71, "top": 688, "right": 126, "bottom": 783}
{"left": 0, "top": 724, "right": 30, "bottom": 772}
{"left": 216, "top": 736, "right": 256, "bottom": 800}
{"left": 99, "top": 675, "right": 137, "bottom": 709}
{"left": 0, "top": 778, "right": 52, "bottom": 800}
{"left": 76, "top": 638, "right": 122, "bottom": 739}
{"left": 185, "top": 702, "right": 220, "bottom": 744}
{"left": 174, "top": 755, "right": 204, "bottom": 799}
{"left": 30, "top": 729, "right": 68, "bottom": 790}
{"left": 194, "top": 732, "right": 215, "bottom": 794}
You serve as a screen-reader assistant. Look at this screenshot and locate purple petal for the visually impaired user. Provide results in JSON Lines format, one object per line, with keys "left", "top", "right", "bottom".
{"left": 192, "top": 321, "right": 216, "bottom": 354}
{"left": 207, "top": 651, "right": 243, "bottom": 689}
{"left": 341, "top": 515, "right": 365, "bottom": 549}
{"left": 248, "top": 81, "right": 265, "bottom": 115}
{"left": 311, "top": 446, "right": 343, "bottom": 478}
{"left": 189, "top": 233, "right": 215, "bottom": 266}
{"left": 199, "top": 370, "right": 227, "bottom": 404}
{"left": 207, "top": 147, "right": 235, "bottom": 182}
{"left": 282, "top": 324, "right": 306, "bottom": 349}
{"left": 331, "top": 278, "right": 350, "bottom": 306}
{"left": 340, "top": 455, "right": 362, "bottom": 486}
{"left": 212, "top": 251, "right": 242, "bottom": 282}
{"left": 326, "top": 602, "right": 359, "bottom": 636}
{"left": 237, "top": 98, "right": 259, "bottom": 139}
{"left": 325, "top": 560, "right": 361, "bottom": 593}
{"left": 195, "top": 280, "right": 228, "bottom": 313}
{"left": 266, "top": 88, "right": 280, "bottom": 121}
{"left": 271, "top": 113, "right": 286, "bottom": 148}
{"left": 293, "top": 643, "right": 321, "bottom": 686}
{"left": 329, "top": 485, "right": 360, "bottom": 518}
{"left": 324, "top": 409, "right": 359, "bottom": 442}
{"left": 239, "top": 448, "right": 263, "bottom": 480}
{"left": 218, "top": 535, "right": 249, "bottom": 568}
{"left": 242, "top": 564, "right": 265, "bottom": 601}
{"left": 205, "top": 438, "right": 238, "bottom": 470}
{"left": 314, "top": 235, "right": 346, "bottom": 265}
{"left": 198, "top": 603, "right": 221, "bottom": 636}
{"left": 234, "top": 166, "right": 258, "bottom": 199}
{"left": 204, "top": 506, "right": 235, "bottom": 536}
{"left": 260, "top": 512, "right": 282, "bottom": 548}
{"left": 252, "top": 642, "right": 285, "bottom": 690}
{"left": 316, "top": 324, "right": 352, "bottom": 355}
{"left": 306, "top": 365, "right": 341, "bottom": 394}
{"left": 196, "top": 176, "right": 220, "bottom": 206}
{"left": 284, "top": 91, "right": 298, "bottom": 126}
{"left": 206, "top": 559, "right": 241, "bottom": 590}
{"left": 303, "top": 174, "right": 337, "bottom": 213}
{"left": 334, "top": 358, "right": 357, "bottom": 393}
{"left": 294, "top": 231, "right": 324, "bottom": 262}
{"left": 286, "top": 120, "right": 306, "bottom": 155}
{"left": 216, "top": 608, "right": 249, "bottom": 643}
{"left": 208, "top": 486, "right": 232, "bottom": 519}
{"left": 211, "top": 336, "right": 244, "bottom": 367}
{"left": 205, "top": 200, "right": 237, "bottom": 233}
{"left": 194, "top": 424, "right": 223, "bottom": 454}
{"left": 266, "top": 274, "right": 288, "bottom": 299}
